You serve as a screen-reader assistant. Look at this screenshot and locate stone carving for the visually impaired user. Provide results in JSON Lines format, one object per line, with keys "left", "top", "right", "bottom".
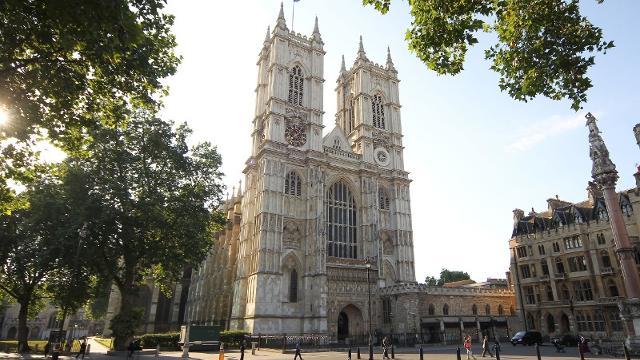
{"left": 286, "top": 107, "right": 308, "bottom": 121}
{"left": 373, "top": 130, "right": 391, "bottom": 146}
{"left": 586, "top": 112, "right": 618, "bottom": 187}
{"left": 283, "top": 220, "right": 303, "bottom": 249}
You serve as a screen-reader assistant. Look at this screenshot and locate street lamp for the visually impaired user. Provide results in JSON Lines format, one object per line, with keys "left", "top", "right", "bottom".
{"left": 366, "top": 259, "right": 373, "bottom": 360}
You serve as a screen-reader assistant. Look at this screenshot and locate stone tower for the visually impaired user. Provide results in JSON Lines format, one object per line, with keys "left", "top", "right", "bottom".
{"left": 226, "top": 6, "right": 415, "bottom": 338}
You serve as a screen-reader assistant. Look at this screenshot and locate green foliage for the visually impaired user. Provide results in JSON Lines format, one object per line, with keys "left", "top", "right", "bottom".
{"left": 220, "top": 330, "right": 249, "bottom": 347}
{"left": 110, "top": 307, "right": 144, "bottom": 344}
{"left": 138, "top": 332, "right": 180, "bottom": 350}
{"left": 424, "top": 268, "right": 471, "bottom": 286}
{"left": 363, "top": 0, "right": 613, "bottom": 110}
{"left": 0, "top": 0, "right": 180, "bottom": 147}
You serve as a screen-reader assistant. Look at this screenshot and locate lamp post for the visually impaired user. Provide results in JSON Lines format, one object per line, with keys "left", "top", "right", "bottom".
{"left": 366, "top": 259, "right": 373, "bottom": 360}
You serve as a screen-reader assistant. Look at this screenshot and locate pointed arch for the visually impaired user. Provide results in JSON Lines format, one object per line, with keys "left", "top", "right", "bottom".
{"left": 443, "top": 303, "right": 449, "bottom": 315}
{"left": 428, "top": 304, "right": 435, "bottom": 315}
{"left": 285, "top": 171, "right": 302, "bottom": 196}
{"left": 498, "top": 304, "right": 504, "bottom": 316}
{"left": 325, "top": 180, "right": 358, "bottom": 259}
{"left": 485, "top": 304, "right": 491, "bottom": 315}
{"left": 371, "top": 93, "right": 385, "bottom": 129}
{"left": 383, "top": 259, "right": 396, "bottom": 284}
{"left": 289, "top": 268, "right": 298, "bottom": 302}
{"left": 288, "top": 65, "right": 304, "bottom": 106}
{"left": 472, "top": 304, "right": 478, "bottom": 315}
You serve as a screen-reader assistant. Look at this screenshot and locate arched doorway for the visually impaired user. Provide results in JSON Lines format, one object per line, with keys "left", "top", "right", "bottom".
{"left": 560, "top": 313, "right": 570, "bottom": 333}
{"left": 338, "top": 312, "right": 349, "bottom": 341}
{"left": 546, "top": 314, "right": 555, "bottom": 334}
{"left": 337, "top": 304, "right": 364, "bottom": 342}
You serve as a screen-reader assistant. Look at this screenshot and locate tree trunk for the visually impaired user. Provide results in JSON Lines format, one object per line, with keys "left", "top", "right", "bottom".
{"left": 112, "top": 283, "right": 140, "bottom": 351}
{"left": 17, "top": 299, "right": 30, "bottom": 353}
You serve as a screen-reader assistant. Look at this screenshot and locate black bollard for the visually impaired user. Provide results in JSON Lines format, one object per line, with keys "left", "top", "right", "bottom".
{"left": 357, "top": 346, "right": 361, "bottom": 360}
{"left": 391, "top": 343, "right": 395, "bottom": 359}
{"left": 495, "top": 344, "right": 500, "bottom": 360}
{"left": 623, "top": 343, "right": 631, "bottom": 360}
{"left": 349, "top": 347, "right": 352, "bottom": 360}
{"left": 419, "top": 345, "right": 424, "bottom": 360}
{"left": 535, "top": 343, "right": 541, "bottom": 360}
{"left": 457, "top": 347, "right": 462, "bottom": 360}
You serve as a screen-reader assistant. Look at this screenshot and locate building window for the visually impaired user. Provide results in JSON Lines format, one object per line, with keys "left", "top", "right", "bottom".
{"left": 594, "top": 311, "right": 606, "bottom": 331}
{"left": 574, "top": 280, "right": 594, "bottom": 301}
{"left": 564, "top": 235, "right": 582, "bottom": 249}
{"left": 601, "top": 250, "right": 611, "bottom": 269}
{"left": 552, "top": 242, "right": 560, "bottom": 252}
{"left": 524, "top": 286, "right": 536, "bottom": 304}
{"left": 568, "top": 256, "right": 587, "bottom": 272}
{"left": 597, "top": 233, "right": 606, "bottom": 245}
{"left": 485, "top": 304, "right": 491, "bottom": 315}
{"left": 510, "top": 306, "right": 515, "bottom": 315}
{"left": 428, "top": 304, "right": 435, "bottom": 315}
{"left": 333, "top": 138, "right": 341, "bottom": 149}
{"left": 609, "top": 311, "right": 624, "bottom": 331}
{"left": 560, "top": 284, "right": 571, "bottom": 301}
{"left": 516, "top": 246, "right": 528, "bottom": 258}
{"left": 530, "top": 263, "right": 537, "bottom": 277}
{"left": 288, "top": 65, "right": 304, "bottom": 106}
{"left": 598, "top": 207, "right": 609, "bottom": 221}
{"left": 325, "top": 180, "right": 358, "bottom": 259}
{"left": 623, "top": 203, "right": 633, "bottom": 217}
{"left": 289, "top": 268, "right": 298, "bottom": 302}
{"left": 546, "top": 285, "right": 554, "bottom": 301}
{"left": 472, "top": 304, "right": 478, "bottom": 315}
{"left": 284, "top": 171, "right": 302, "bottom": 196}
{"left": 498, "top": 305, "right": 504, "bottom": 316}
{"left": 383, "top": 298, "right": 392, "bottom": 323}
{"left": 443, "top": 304, "right": 449, "bottom": 315}
{"left": 555, "top": 258, "right": 565, "bottom": 274}
{"left": 608, "top": 280, "right": 619, "bottom": 297}
{"left": 372, "top": 94, "right": 385, "bottom": 129}
{"left": 378, "top": 187, "right": 390, "bottom": 210}
{"left": 541, "top": 260, "right": 549, "bottom": 275}
{"left": 538, "top": 244, "right": 546, "bottom": 255}
{"left": 520, "top": 264, "right": 531, "bottom": 279}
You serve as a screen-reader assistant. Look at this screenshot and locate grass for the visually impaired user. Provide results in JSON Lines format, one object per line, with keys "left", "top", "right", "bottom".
{"left": 94, "top": 337, "right": 114, "bottom": 350}
{"left": 0, "top": 340, "right": 49, "bottom": 352}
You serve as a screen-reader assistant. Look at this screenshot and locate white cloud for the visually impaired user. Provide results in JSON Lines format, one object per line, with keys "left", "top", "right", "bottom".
{"left": 506, "top": 112, "right": 597, "bottom": 152}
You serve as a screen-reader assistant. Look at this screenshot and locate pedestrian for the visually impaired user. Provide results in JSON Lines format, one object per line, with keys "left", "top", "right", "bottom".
{"left": 482, "top": 336, "right": 493, "bottom": 358}
{"left": 240, "top": 337, "right": 245, "bottom": 360}
{"left": 382, "top": 336, "right": 390, "bottom": 359}
{"left": 464, "top": 335, "right": 477, "bottom": 360}
{"left": 44, "top": 341, "right": 51, "bottom": 358}
{"left": 76, "top": 338, "right": 87, "bottom": 359}
{"left": 127, "top": 340, "right": 138, "bottom": 359}
{"left": 294, "top": 340, "right": 303, "bottom": 360}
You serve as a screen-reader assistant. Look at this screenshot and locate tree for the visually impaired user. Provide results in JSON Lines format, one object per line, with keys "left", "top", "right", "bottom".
{"left": 0, "top": 0, "right": 180, "bottom": 146}
{"left": 63, "top": 110, "right": 226, "bottom": 349}
{"left": 363, "top": 0, "right": 614, "bottom": 110}
{"left": 0, "top": 167, "right": 81, "bottom": 352}
{"left": 424, "top": 268, "right": 472, "bottom": 286}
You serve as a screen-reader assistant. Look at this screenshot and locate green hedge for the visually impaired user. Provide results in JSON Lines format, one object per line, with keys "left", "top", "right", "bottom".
{"left": 138, "top": 333, "right": 180, "bottom": 350}
{"left": 220, "top": 330, "right": 249, "bottom": 347}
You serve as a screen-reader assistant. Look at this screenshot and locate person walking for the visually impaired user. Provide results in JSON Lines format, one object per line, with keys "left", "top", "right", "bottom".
{"left": 75, "top": 338, "right": 87, "bottom": 359}
{"left": 44, "top": 342, "right": 51, "bottom": 359}
{"left": 240, "top": 337, "right": 245, "bottom": 360}
{"left": 382, "top": 336, "right": 390, "bottom": 359}
{"left": 481, "top": 336, "right": 493, "bottom": 357}
{"left": 294, "top": 340, "right": 303, "bottom": 360}
{"left": 464, "top": 335, "right": 477, "bottom": 360}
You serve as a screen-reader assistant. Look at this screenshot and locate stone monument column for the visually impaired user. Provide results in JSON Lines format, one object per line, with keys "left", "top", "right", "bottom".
{"left": 586, "top": 113, "right": 640, "bottom": 348}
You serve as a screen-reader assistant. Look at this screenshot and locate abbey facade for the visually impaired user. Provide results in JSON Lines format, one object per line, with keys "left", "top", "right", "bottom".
{"left": 185, "top": 6, "right": 415, "bottom": 339}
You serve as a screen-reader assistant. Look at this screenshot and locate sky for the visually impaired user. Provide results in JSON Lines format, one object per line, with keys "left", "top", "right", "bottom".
{"left": 160, "top": 0, "right": 640, "bottom": 283}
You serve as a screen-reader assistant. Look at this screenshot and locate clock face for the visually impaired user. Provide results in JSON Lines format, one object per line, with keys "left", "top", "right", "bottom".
{"left": 285, "top": 123, "right": 307, "bottom": 147}
{"left": 374, "top": 147, "right": 391, "bottom": 166}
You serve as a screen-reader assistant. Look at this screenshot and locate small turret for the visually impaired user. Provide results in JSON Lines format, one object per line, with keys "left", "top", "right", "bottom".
{"left": 340, "top": 55, "right": 346, "bottom": 73}
{"left": 386, "top": 46, "right": 395, "bottom": 71}
{"left": 276, "top": 2, "right": 287, "bottom": 31}
{"left": 312, "top": 16, "right": 322, "bottom": 43}
{"left": 263, "top": 26, "right": 271, "bottom": 47}
{"left": 356, "top": 35, "right": 368, "bottom": 62}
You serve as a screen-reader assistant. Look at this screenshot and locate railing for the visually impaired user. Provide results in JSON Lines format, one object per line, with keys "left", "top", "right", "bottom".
{"left": 598, "top": 296, "right": 623, "bottom": 304}
{"left": 601, "top": 267, "right": 614, "bottom": 275}
{"left": 323, "top": 146, "right": 362, "bottom": 160}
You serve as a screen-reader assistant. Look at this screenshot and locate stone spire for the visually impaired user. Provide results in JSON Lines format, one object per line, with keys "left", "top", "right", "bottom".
{"left": 312, "top": 16, "right": 322, "bottom": 43}
{"left": 340, "top": 55, "right": 346, "bottom": 73}
{"left": 263, "top": 26, "right": 271, "bottom": 46}
{"left": 586, "top": 112, "right": 618, "bottom": 187}
{"left": 276, "top": 2, "right": 287, "bottom": 30}
{"left": 386, "top": 46, "right": 395, "bottom": 70}
{"left": 356, "top": 35, "right": 368, "bottom": 61}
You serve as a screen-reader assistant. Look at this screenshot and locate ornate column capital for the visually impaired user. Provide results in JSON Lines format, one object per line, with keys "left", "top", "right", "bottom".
{"left": 586, "top": 112, "right": 618, "bottom": 187}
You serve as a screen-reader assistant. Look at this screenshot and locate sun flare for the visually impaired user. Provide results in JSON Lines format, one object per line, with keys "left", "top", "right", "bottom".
{"left": 0, "top": 107, "right": 8, "bottom": 126}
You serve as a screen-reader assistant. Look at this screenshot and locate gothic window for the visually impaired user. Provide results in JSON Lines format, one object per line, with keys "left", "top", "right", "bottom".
{"left": 288, "top": 65, "right": 304, "bottom": 106}
{"left": 485, "top": 304, "right": 491, "bottom": 315}
{"left": 509, "top": 306, "right": 515, "bottom": 316}
{"left": 601, "top": 250, "right": 611, "bottom": 269}
{"left": 608, "top": 280, "right": 619, "bottom": 297}
{"left": 325, "top": 180, "right": 358, "bottom": 259}
{"left": 552, "top": 242, "right": 560, "bottom": 252}
{"left": 541, "top": 260, "right": 549, "bottom": 275}
{"left": 371, "top": 94, "right": 385, "bottom": 129}
{"left": 598, "top": 207, "right": 609, "bottom": 221}
{"left": 498, "top": 305, "right": 504, "bottom": 316}
{"left": 574, "top": 280, "right": 593, "bottom": 301}
{"left": 623, "top": 203, "right": 633, "bottom": 217}
{"left": 383, "top": 298, "right": 392, "bottom": 323}
{"left": 560, "top": 284, "right": 571, "bottom": 301}
{"left": 428, "top": 304, "right": 435, "bottom": 315}
{"left": 333, "top": 138, "right": 341, "bottom": 149}
{"left": 524, "top": 286, "right": 536, "bottom": 304}
{"left": 555, "top": 258, "right": 565, "bottom": 274}
{"left": 289, "top": 268, "right": 298, "bottom": 302}
{"left": 378, "top": 187, "right": 390, "bottom": 210}
{"left": 443, "top": 303, "right": 449, "bottom": 315}
{"left": 597, "top": 233, "right": 606, "bottom": 245}
{"left": 284, "top": 171, "right": 302, "bottom": 196}
{"left": 472, "top": 304, "right": 477, "bottom": 315}
{"left": 346, "top": 95, "right": 355, "bottom": 134}
{"left": 546, "top": 285, "right": 554, "bottom": 301}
